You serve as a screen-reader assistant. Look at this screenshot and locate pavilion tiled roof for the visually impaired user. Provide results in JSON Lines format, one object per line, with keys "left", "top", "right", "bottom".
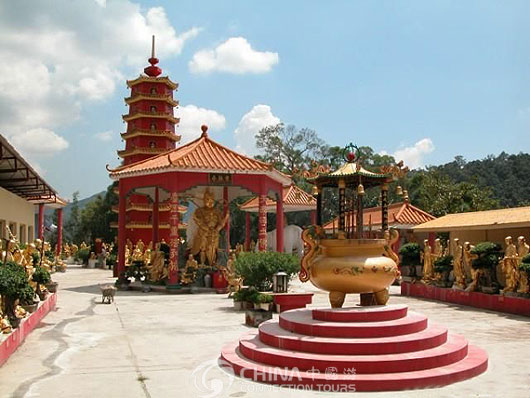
{"left": 240, "top": 184, "right": 316, "bottom": 213}
{"left": 323, "top": 202, "right": 435, "bottom": 231}
{"left": 108, "top": 128, "right": 291, "bottom": 186}
{"left": 414, "top": 206, "right": 530, "bottom": 232}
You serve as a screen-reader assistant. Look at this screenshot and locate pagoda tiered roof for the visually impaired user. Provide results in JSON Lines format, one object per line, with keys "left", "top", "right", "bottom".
{"left": 125, "top": 93, "right": 178, "bottom": 107}
{"left": 109, "top": 127, "right": 291, "bottom": 186}
{"left": 126, "top": 75, "right": 178, "bottom": 89}
{"left": 120, "top": 129, "right": 180, "bottom": 142}
{"left": 240, "top": 184, "right": 316, "bottom": 213}
{"left": 117, "top": 147, "right": 169, "bottom": 159}
{"left": 122, "top": 111, "right": 179, "bottom": 124}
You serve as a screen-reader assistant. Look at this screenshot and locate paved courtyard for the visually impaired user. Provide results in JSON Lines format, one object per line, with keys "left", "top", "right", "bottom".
{"left": 0, "top": 265, "right": 529, "bottom": 398}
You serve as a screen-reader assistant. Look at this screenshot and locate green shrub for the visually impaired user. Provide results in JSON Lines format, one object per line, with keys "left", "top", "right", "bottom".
{"left": 233, "top": 286, "right": 259, "bottom": 302}
{"left": 522, "top": 254, "right": 530, "bottom": 264}
{"left": 399, "top": 243, "right": 421, "bottom": 266}
{"left": 125, "top": 260, "right": 149, "bottom": 281}
{"left": 32, "top": 266, "right": 51, "bottom": 285}
{"left": 519, "top": 262, "right": 530, "bottom": 275}
{"left": 76, "top": 248, "right": 90, "bottom": 264}
{"left": 471, "top": 242, "right": 503, "bottom": 269}
{"left": 235, "top": 252, "right": 300, "bottom": 291}
{"left": 19, "top": 285, "right": 36, "bottom": 305}
{"left": 0, "top": 262, "right": 33, "bottom": 318}
{"left": 107, "top": 254, "right": 117, "bottom": 266}
{"left": 31, "top": 252, "right": 40, "bottom": 266}
{"left": 434, "top": 255, "right": 453, "bottom": 273}
{"left": 255, "top": 293, "right": 274, "bottom": 304}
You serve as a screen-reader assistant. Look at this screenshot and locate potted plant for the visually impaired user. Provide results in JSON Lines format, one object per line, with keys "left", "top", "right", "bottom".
{"left": 0, "top": 262, "right": 34, "bottom": 327}
{"left": 253, "top": 293, "right": 274, "bottom": 311}
{"left": 434, "top": 255, "right": 453, "bottom": 287}
{"left": 20, "top": 285, "right": 38, "bottom": 313}
{"left": 32, "top": 266, "right": 52, "bottom": 300}
{"left": 471, "top": 242, "right": 502, "bottom": 294}
{"left": 232, "top": 290, "right": 244, "bottom": 310}
{"left": 399, "top": 243, "right": 421, "bottom": 278}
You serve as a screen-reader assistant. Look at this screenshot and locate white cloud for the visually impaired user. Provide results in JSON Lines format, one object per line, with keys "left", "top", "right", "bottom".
{"left": 95, "top": 131, "right": 114, "bottom": 142}
{"left": 189, "top": 37, "right": 279, "bottom": 74}
{"left": 176, "top": 105, "right": 226, "bottom": 143}
{"left": 234, "top": 105, "right": 281, "bottom": 155}
{"left": 386, "top": 138, "right": 435, "bottom": 169}
{"left": 0, "top": 1, "right": 200, "bottom": 146}
{"left": 10, "top": 128, "right": 69, "bottom": 155}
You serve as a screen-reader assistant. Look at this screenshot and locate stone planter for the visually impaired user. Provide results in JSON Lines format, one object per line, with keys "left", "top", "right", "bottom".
{"left": 481, "top": 286, "right": 499, "bottom": 295}
{"left": 243, "top": 301, "right": 254, "bottom": 310}
{"left": 233, "top": 301, "right": 244, "bottom": 311}
{"left": 22, "top": 303, "right": 38, "bottom": 313}
{"left": 245, "top": 309, "right": 273, "bottom": 327}
{"left": 46, "top": 282, "right": 58, "bottom": 293}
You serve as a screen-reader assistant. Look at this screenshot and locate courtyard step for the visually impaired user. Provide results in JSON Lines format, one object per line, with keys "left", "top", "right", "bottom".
{"left": 312, "top": 304, "right": 408, "bottom": 322}
{"left": 239, "top": 332, "right": 468, "bottom": 373}
{"left": 220, "top": 304, "right": 488, "bottom": 391}
{"left": 279, "top": 308, "right": 428, "bottom": 338}
{"left": 220, "top": 343, "right": 488, "bottom": 392}
{"left": 259, "top": 321, "right": 448, "bottom": 355}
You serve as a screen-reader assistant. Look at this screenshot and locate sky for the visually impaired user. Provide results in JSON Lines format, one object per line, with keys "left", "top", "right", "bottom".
{"left": 0, "top": 0, "right": 529, "bottom": 200}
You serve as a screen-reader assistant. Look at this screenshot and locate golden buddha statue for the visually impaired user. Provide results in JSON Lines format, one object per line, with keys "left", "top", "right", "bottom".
{"left": 4, "top": 239, "right": 17, "bottom": 263}
{"left": 517, "top": 236, "right": 529, "bottom": 294}
{"left": 421, "top": 239, "right": 434, "bottom": 283}
{"left": 501, "top": 236, "right": 518, "bottom": 294}
{"left": 432, "top": 238, "right": 443, "bottom": 281}
{"left": 452, "top": 238, "right": 466, "bottom": 290}
{"left": 71, "top": 243, "right": 78, "bottom": 257}
{"left": 223, "top": 251, "right": 241, "bottom": 297}
{"left": 191, "top": 189, "right": 229, "bottom": 267}
{"left": 148, "top": 249, "right": 167, "bottom": 281}
{"left": 131, "top": 241, "right": 144, "bottom": 262}
{"left": 80, "top": 241, "right": 89, "bottom": 251}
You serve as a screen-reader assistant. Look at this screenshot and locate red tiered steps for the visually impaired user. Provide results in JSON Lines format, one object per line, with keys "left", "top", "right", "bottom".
{"left": 220, "top": 304, "right": 487, "bottom": 392}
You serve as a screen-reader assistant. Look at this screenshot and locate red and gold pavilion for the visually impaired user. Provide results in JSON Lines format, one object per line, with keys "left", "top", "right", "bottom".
{"left": 109, "top": 124, "right": 291, "bottom": 283}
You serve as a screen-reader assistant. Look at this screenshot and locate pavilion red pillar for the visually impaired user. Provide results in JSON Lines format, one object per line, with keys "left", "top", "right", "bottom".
{"left": 223, "top": 186, "right": 230, "bottom": 250}
{"left": 56, "top": 208, "right": 63, "bottom": 256}
{"left": 117, "top": 181, "right": 127, "bottom": 278}
{"left": 258, "top": 194, "right": 267, "bottom": 251}
{"left": 276, "top": 192, "right": 284, "bottom": 253}
{"left": 168, "top": 191, "right": 180, "bottom": 285}
{"left": 310, "top": 210, "right": 317, "bottom": 225}
{"left": 152, "top": 187, "right": 159, "bottom": 245}
{"left": 245, "top": 212, "right": 250, "bottom": 251}
{"left": 38, "top": 203, "right": 44, "bottom": 241}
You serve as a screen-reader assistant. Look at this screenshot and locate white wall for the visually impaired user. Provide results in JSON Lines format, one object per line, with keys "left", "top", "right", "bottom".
{"left": 0, "top": 186, "right": 35, "bottom": 244}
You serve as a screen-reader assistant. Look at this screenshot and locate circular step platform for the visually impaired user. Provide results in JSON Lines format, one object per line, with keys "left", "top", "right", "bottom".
{"left": 220, "top": 304, "right": 488, "bottom": 392}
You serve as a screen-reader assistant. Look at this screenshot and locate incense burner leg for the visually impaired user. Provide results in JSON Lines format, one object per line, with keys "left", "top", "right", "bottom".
{"left": 329, "top": 291, "right": 346, "bottom": 308}
{"left": 374, "top": 288, "right": 389, "bottom": 305}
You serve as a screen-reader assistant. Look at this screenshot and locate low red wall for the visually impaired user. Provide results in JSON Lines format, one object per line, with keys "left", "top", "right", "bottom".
{"left": 0, "top": 293, "right": 57, "bottom": 367}
{"left": 401, "top": 282, "right": 530, "bottom": 317}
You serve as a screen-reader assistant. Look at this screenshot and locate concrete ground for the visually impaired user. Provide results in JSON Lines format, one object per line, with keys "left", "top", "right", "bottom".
{"left": 0, "top": 265, "right": 529, "bottom": 398}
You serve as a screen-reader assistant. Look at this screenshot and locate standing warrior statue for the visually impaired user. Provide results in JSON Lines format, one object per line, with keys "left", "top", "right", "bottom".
{"left": 501, "top": 236, "right": 518, "bottom": 294}
{"left": 452, "top": 238, "right": 466, "bottom": 290}
{"left": 191, "top": 189, "right": 229, "bottom": 266}
{"left": 421, "top": 239, "right": 434, "bottom": 284}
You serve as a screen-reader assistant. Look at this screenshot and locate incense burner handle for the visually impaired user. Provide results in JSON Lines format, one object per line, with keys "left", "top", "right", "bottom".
{"left": 300, "top": 227, "right": 320, "bottom": 282}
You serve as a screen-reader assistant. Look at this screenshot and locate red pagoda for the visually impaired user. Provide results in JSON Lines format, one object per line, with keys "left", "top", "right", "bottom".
{"left": 112, "top": 36, "right": 184, "bottom": 244}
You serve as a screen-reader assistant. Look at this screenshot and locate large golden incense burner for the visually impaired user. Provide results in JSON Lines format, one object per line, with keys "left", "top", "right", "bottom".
{"left": 300, "top": 143, "right": 408, "bottom": 308}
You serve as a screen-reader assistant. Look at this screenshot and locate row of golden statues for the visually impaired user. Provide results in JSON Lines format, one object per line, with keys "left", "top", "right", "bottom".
{"left": 421, "top": 236, "right": 530, "bottom": 294}
{"left": 0, "top": 230, "right": 68, "bottom": 334}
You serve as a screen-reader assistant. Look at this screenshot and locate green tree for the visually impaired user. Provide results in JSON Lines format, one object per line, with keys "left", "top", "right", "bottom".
{"left": 78, "top": 183, "right": 118, "bottom": 243}
{"left": 64, "top": 191, "right": 82, "bottom": 243}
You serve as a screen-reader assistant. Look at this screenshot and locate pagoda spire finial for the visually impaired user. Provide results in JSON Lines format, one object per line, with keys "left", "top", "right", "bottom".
{"left": 144, "top": 35, "right": 162, "bottom": 77}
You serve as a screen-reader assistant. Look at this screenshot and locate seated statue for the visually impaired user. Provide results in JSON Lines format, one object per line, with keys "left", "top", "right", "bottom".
{"left": 148, "top": 248, "right": 167, "bottom": 281}
{"left": 190, "top": 189, "right": 229, "bottom": 267}
{"left": 223, "top": 251, "right": 241, "bottom": 297}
